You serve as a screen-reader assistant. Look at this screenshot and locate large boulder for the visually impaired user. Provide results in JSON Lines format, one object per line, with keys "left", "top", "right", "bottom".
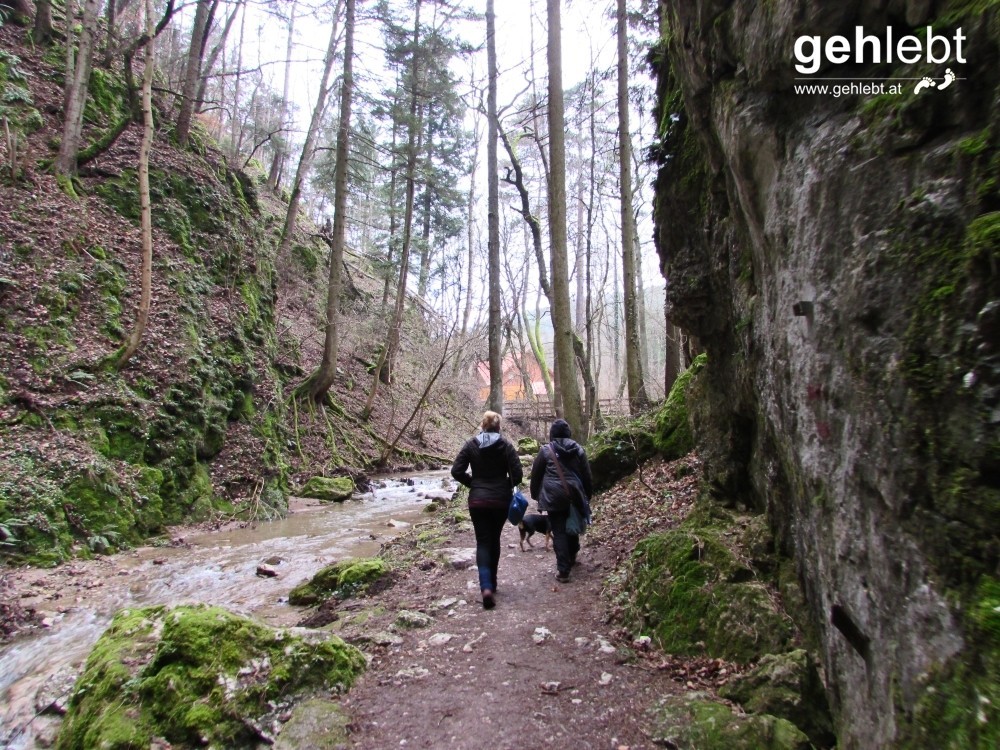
{"left": 288, "top": 557, "right": 389, "bottom": 606}
{"left": 55, "top": 604, "right": 365, "bottom": 749}
{"left": 721, "top": 649, "right": 835, "bottom": 748}
{"left": 299, "top": 476, "right": 355, "bottom": 503}
{"left": 649, "top": 691, "right": 812, "bottom": 750}
{"left": 619, "top": 503, "right": 794, "bottom": 663}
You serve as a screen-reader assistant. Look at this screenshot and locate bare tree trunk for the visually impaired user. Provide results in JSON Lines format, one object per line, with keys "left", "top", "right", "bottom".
{"left": 195, "top": 1, "right": 241, "bottom": 113}
{"left": 33, "top": 0, "right": 53, "bottom": 44}
{"left": 55, "top": 0, "right": 101, "bottom": 180}
{"left": 486, "top": 0, "right": 503, "bottom": 414}
{"left": 297, "top": 0, "right": 355, "bottom": 402}
{"left": 0, "top": 0, "right": 30, "bottom": 25}
{"left": 275, "top": 1, "right": 343, "bottom": 261}
{"left": 231, "top": 2, "right": 247, "bottom": 158}
{"left": 546, "top": 0, "right": 584, "bottom": 438}
{"left": 175, "top": 0, "right": 213, "bottom": 146}
{"left": 118, "top": 0, "right": 156, "bottom": 369}
{"left": 268, "top": 0, "right": 296, "bottom": 191}
{"left": 617, "top": 0, "right": 649, "bottom": 414}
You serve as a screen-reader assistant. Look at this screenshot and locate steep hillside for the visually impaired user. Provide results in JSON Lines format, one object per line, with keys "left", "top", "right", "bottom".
{"left": 0, "top": 22, "right": 476, "bottom": 567}
{"left": 651, "top": 1, "right": 999, "bottom": 747}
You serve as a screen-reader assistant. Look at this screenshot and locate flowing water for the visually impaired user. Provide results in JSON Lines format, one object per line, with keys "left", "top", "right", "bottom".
{"left": 0, "top": 472, "right": 457, "bottom": 749}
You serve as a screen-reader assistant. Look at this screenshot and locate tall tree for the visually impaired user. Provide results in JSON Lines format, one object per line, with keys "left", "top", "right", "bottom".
{"left": 546, "top": 0, "right": 584, "bottom": 437}
{"left": 617, "top": 0, "right": 649, "bottom": 412}
{"left": 364, "top": 0, "right": 424, "bottom": 415}
{"left": 54, "top": 0, "right": 102, "bottom": 180}
{"left": 268, "top": 0, "right": 297, "bottom": 191}
{"left": 275, "top": 1, "right": 343, "bottom": 261}
{"left": 118, "top": 0, "right": 156, "bottom": 368}
{"left": 297, "top": 0, "right": 356, "bottom": 402}
{"left": 175, "top": 0, "right": 214, "bottom": 146}
{"left": 486, "top": 0, "right": 503, "bottom": 413}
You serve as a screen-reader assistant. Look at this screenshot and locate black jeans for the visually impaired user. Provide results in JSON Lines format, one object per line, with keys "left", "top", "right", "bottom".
{"left": 470, "top": 506, "right": 507, "bottom": 591}
{"left": 547, "top": 509, "right": 580, "bottom": 576}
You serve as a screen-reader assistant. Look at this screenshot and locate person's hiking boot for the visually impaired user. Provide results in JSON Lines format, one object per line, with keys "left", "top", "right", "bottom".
{"left": 482, "top": 589, "right": 495, "bottom": 609}
{"left": 555, "top": 572, "right": 570, "bottom": 583}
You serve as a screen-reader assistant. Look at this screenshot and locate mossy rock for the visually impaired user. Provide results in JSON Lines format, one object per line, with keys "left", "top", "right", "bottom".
{"left": 288, "top": 557, "right": 389, "bottom": 605}
{"left": 587, "top": 417, "right": 659, "bottom": 492}
{"left": 621, "top": 507, "right": 795, "bottom": 663}
{"left": 898, "top": 575, "right": 1000, "bottom": 749}
{"left": 653, "top": 352, "right": 706, "bottom": 459}
{"left": 648, "top": 691, "right": 813, "bottom": 750}
{"left": 300, "top": 476, "right": 355, "bottom": 503}
{"left": 55, "top": 604, "right": 365, "bottom": 750}
{"left": 273, "top": 698, "right": 350, "bottom": 750}
{"left": 517, "top": 437, "right": 540, "bottom": 455}
{"left": 720, "top": 649, "right": 835, "bottom": 747}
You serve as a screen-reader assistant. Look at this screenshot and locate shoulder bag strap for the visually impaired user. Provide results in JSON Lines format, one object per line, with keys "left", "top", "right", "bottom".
{"left": 548, "top": 442, "right": 572, "bottom": 496}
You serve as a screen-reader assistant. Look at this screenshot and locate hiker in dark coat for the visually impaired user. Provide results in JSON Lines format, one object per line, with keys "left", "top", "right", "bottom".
{"left": 529, "top": 419, "right": 593, "bottom": 583}
{"left": 451, "top": 411, "right": 523, "bottom": 609}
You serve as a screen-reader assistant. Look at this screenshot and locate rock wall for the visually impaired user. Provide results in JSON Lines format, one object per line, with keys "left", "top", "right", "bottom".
{"left": 652, "top": 1, "right": 999, "bottom": 747}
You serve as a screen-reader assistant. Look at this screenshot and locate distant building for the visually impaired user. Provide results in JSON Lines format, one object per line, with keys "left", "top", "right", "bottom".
{"left": 475, "top": 355, "right": 549, "bottom": 403}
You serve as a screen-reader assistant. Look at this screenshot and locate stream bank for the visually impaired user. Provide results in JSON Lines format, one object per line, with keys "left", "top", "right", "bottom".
{"left": 0, "top": 472, "right": 455, "bottom": 749}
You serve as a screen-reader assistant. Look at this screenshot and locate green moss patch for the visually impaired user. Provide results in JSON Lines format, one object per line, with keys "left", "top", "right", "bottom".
{"left": 721, "top": 649, "right": 834, "bottom": 747}
{"left": 55, "top": 604, "right": 366, "bottom": 749}
{"left": 654, "top": 352, "right": 707, "bottom": 459}
{"left": 898, "top": 576, "right": 1000, "bottom": 748}
{"left": 649, "top": 692, "right": 812, "bottom": 750}
{"left": 619, "top": 503, "right": 795, "bottom": 663}
{"left": 299, "top": 476, "right": 355, "bottom": 503}
{"left": 517, "top": 437, "right": 540, "bottom": 455}
{"left": 288, "top": 557, "right": 389, "bottom": 606}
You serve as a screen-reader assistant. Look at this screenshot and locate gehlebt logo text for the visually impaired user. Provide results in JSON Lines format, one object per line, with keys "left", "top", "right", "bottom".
{"left": 793, "top": 26, "right": 965, "bottom": 97}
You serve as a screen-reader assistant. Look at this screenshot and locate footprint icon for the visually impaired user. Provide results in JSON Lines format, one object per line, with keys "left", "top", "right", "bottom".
{"left": 937, "top": 68, "right": 956, "bottom": 91}
{"left": 914, "top": 76, "right": 937, "bottom": 94}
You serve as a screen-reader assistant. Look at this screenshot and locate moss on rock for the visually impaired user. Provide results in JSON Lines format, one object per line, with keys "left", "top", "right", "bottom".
{"left": 620, "top": 503, "right": 795, "bottom": 663}
{"left": 720, "top": 649, "right": 834, "bottom": 747}
{"left": 517, "top": 437, "right": 540, "bottom": 455}
{"left": 654, "top": 352, "right": 707, "bottom": 459}
{"left": 300, "top": 476, "right": 355, "bottom": 503}
{"left": 898, "top": 575, "right": 1000, "bottom": 749}
{"left": 649, "top": 691, "right": 813, "bottom": 750}
{"left": 55, "top": 604, "right": 366, "bottom": 750}
{"left": 288, "top": 557, "right": 389, "bottom": 605}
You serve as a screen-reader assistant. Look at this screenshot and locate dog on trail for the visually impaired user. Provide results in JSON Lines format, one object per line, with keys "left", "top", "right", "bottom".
{"left": 518, "top": 513, "right": 551, "bottom": 551}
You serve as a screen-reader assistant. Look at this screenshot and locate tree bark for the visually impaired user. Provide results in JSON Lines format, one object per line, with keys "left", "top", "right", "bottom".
{"left": 55, "top": 0, "right": 101, "bottom": 179}
{"left": 486, "top": 0, "right": 503, "bottom": 414}
{"left": 546, "top": 0, "right": 584, "bottom": 437}
{"left": 617, "top": 0, "right": 649, "bottom": 413}
{"left": 297, "top": 0, "right": 355, "bottom": 402}
{"left": 175, "top": 0, "right": 213, "bottom": 146}
{"left": 33, "top": 0, "right": 53, "bottom": 44}
{"left": 117, "top": 0, "right": 156, "bottom": 369}
{"left": 0, "top": 0, "right": 30, "bottom": 25}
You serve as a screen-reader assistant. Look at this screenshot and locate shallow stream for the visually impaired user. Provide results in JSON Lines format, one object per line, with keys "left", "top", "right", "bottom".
{"left": 0, "top": 471, "right": 457, "bottom": 749}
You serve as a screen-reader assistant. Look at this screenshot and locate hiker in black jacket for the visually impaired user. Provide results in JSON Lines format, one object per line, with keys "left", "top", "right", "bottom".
{"left": 529, "top": 419, "right": 593, "bottom": 583}
{"left": 451, "top": 411, "right": 523, "bottom": 609}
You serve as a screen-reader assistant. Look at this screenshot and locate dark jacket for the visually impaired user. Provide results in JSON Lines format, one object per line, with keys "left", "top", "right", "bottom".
{"left": 529, "top": 438, "right": 593, "bottom": 513}
{"left": 451, "top": 430, "right": 523, "bottom": 509}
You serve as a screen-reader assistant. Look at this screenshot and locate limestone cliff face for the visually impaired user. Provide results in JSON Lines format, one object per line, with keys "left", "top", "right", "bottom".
{"left": 653, "top": 1, "right": 999, "bottom": 747}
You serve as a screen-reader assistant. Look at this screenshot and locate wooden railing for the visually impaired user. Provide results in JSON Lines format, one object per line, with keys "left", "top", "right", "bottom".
{"left": 503, "top": 398, "right": 630, "bottom": 421}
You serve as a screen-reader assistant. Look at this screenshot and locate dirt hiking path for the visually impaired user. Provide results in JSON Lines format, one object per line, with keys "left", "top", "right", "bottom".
{"left": 337, "top": 516, "right": 683, "bottom": 750}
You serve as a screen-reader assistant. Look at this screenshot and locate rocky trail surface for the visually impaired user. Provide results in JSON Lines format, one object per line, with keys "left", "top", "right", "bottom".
{"left": 328, "top": 458, "right": 708, "bottom": 750}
